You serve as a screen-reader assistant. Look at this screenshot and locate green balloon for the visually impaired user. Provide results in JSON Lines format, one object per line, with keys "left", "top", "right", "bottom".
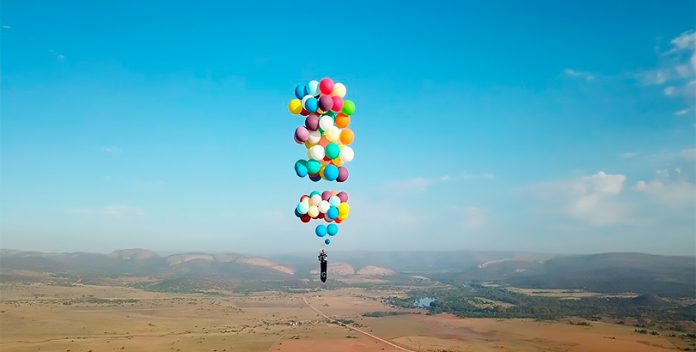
{"left": 342, "top": 100, "right": 355, "bottom": 115}
{"left": 325, "top": 143, "right": 340, "bottom": 160}
{"left": 307, "top": 159, "right": 321, "bottom": 174}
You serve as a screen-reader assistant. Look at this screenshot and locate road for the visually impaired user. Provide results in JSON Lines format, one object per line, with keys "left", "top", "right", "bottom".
{"left": 302, "top": 296, "right": 416, "bottom": 352}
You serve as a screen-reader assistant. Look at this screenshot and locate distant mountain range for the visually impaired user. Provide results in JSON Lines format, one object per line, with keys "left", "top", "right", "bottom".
{"left": 1, "top": 249, "right": 694, "bottom": 297}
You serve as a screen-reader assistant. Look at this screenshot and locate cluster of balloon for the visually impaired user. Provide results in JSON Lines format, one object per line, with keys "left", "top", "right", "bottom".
{"left": 289, "top": 78, "right": 355, "bottom": 245}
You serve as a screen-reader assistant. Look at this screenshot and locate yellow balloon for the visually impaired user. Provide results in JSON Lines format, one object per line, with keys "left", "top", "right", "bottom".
{"left": 288, "top": 99, "right": 303, "bottom": 114}
{"left": 325, "top": 126, "right": 341, "bottom": 142}
{"left": 332, "top": 83, "right": 347, "bottom": 98}
{"left": 338, "top": 203, "right": 350, "bottom": 215}
{"left": 338, "top": 213, "right": 348, "bottom": 221}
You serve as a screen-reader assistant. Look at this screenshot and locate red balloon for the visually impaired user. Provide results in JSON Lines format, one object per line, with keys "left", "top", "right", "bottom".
{"left": 335, "top": 218, "right": 343, "bottom": 224}
{"left": 301, "top": 214, "right": 311, "bottom": 223}
{"left": 300, "top": 109, "right": 310, "bottom": 116}
{"left": 319, "top": 78, "right": 334, "bottom": 95}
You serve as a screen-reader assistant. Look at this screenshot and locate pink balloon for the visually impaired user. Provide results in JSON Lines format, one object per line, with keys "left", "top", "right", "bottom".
{"left": 305, "top": 115, "right": 319, "bottom": 131}
{"left": 331, "top": 96, "right": 344, "bottom": 112}
{"left": 337, "top": 191, "right": 348, "bottom": 203}
{"left": 294, "top": 126, "right": 309, "bottom": 142}
{"left": 321, "top": 191, "right": 332, "bottom": 200}
{"left": 319, "top": 78, "right": 334, "bottom": 95}
{"left": 336, "top": 167, "right": 349, "bottom": 182}
{"left": 319, "top": 95, "right": 333, "bottom": 111}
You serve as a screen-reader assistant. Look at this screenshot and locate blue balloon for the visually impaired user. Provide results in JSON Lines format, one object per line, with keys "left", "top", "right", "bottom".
{"left": 294, "top": 84, "right": 308, "bottom": 99}
{"left": 294, "top": 160, "right": 308, "bottom": 178}
{"left": 327, "top": 223, "right": 338, "bottom": 236}
{"left": 296, "top": 202, "right": 309, "bottom": 215}
{"left": 304, "top": 97, "right": 318, "bottom": 113}
{"left": 294, "top": 208, "right": 302, "bottom": 218}
{"left": 309, "top": 174, "right": 321, "bottom": 182}
{"left": 315, "top": 225, "right": 327, "bottom": 237}
{"left": 324, "top": 164, "right": 339, "bottom": 181}
{"left": 324, "top": 238, "right": 331, "bottom": 245}
{"left": 326, "top": 206, "right": 339, "bottom": 220}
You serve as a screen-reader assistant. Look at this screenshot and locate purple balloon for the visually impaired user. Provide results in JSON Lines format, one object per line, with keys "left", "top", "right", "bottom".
{"left": 337, "top": 191, "right": 348, "bottom": 203}
{"left": 305, "top": 115, "right": 319, "bottom": 131}
{"left": 321, "top": 191, "right": 332, "bottom": 200}
{"left": 336, "top": 167, "right": 349, "bottom": 182}
{"left": 319, "top": 96, "right": 333, "bottom": 111}
{"left": 294, "top": 126, "right": 309, "bottom": 142}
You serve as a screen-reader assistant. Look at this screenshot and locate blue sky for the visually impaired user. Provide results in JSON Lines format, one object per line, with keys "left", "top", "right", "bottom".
{"left": 1, "top": 1, "right": 694, "bottom": 255}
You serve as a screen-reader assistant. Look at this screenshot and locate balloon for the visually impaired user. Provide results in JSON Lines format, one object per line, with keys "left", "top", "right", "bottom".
{"left": 323, "top": 164, "right": 339, "bottom": 181}
{"left": 295, "top": 160, "right": 308, "bottom": 177}
{"left": 307, "top": 80, "right": 320, "bottom": 96}
{"left": 331, "top": 96, "right": 344, "bottom": 112}
{"left": 318, "top": 136, "right": 329, "bottom": 147}
{"left": 339, "top": 128, "right": 354, "bottom": 145}
{"left": 315, "top": 225, "right": 327, "bottom": 237}
{"left": 325, "top": 143, "right": 340, "bottom": 160}
{"left": 305, "top": 115, "right": 319, "bottom": 131}
{"left": 337, "top": 167, "right": 349, "bottom": 182}
{"left": 329, "top": 196, "right": 340, "bottom": 207}
{"left": 319, "top": 115, "right": 334, "bottom": 131}
{"left": 332, "top": 83, "right": 346, "bottom": 97}
{"left": 335, "top": 114, "right": 350, "bottom": 128}
{"left": 321, "top": 191, "right": 332, "bottom": 200}
{"left": 309, "top": 190, "right": 321, "bottom": 197}
{"left": 337, "top": 191, "right": 349, "bottom": 203}
{"left": 295, "top": 126, "right": 310, "bottom": 142}
{"left": 327, "top": 223, "right": 339, "bottom": 236}
{"left": 324, "top": 126, "right": 339, "bottom": 142}
{"left": 340, "top": 146, "right": 354, "bottom": 163}
{"left": 309, "top": 174, "right": 321, "bottom": 182}
{"left": 342, "top": 100, "right": 355, "bottom": 115}
{"left": 307, "top": 130, "right": 321, "bottom": 144}
{"left": 308, "top": 205, "right": 319, "bottom": 218}
{"left": 301, "top": 214, "right": 311, "bottom": 223}
{"left": 295, "top": 84, "right": 308, "bottom": 99}
{"left": 310, "top": 194, "right": 321, "bottom": 206}
{"left": 306, "top": 159, "right": 321, "bottom": 174}
{"left": 335, "top": 218, "right": 343, "bottom": 224}
{"left": 319, "top": 78, "right": 334, "bottom": 95}
{"left": 296, "top": 202, "right": 309, "bottom": 215}
{"left": 319, "top": 95, "right": 333, "bottom": 111}
{"left": 319, "top": 200, "right": 330, "bottom": 213}
{"left": 288, "top": 99, "right": 303, "bottom": 114}
{"left": 325, "top": 238, "right": 331, "bottom": 245}
{"left": 308, "top": 145, "right": 325, "bottom": 161}
{"left": 338, "top": 202, "right": 350, "bottom": 215}
{"left": 326, "top": 206, "right": 339, "bottom": 220}
{"left": 300, "top": 109, "right": 310, "bottom": 116}
{"left": 303, "top": 97, "right": 318, "bottom": 113}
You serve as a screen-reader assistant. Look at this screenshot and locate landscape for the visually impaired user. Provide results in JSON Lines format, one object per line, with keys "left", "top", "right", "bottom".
{"left": 1, "top": 249, "right": 694, "bottom": 351}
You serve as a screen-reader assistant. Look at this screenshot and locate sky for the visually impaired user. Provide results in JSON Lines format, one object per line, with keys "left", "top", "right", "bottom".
{"left": 1, "top": 1, "right": 695, "bottom": 255}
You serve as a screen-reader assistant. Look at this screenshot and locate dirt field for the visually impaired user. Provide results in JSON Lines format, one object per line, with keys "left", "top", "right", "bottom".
{"left": 0, "top": 283, "right": 690, "bottom": 352}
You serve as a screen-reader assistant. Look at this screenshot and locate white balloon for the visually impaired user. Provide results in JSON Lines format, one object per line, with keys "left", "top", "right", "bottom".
{"left": 310, "top": 194, "right": 322, "bottom": 206}
{"left": 329, "top": 196, "right": 341, "bottom": 207}
{"left": 319, "top": 115, "right": 334, "bottom": 131}
{"left": 332, "top": 83, "right": 346, "bottom": 97}
{"left": 318, "top": 200, "right": 330, "bottom": 213}
{"left": 307, "top": 130, "right": 321, "bottom": 144}
{"left": 308, "top": 145, "right": 325, "bottom": 160}
{"left": 340, "top": 146, "right": 354, "bottom": 163}
{"left": 325, "top": 126, "right": 341, "bottom": 142}
{"left": 308, "top": 205, "right": 319, "bottom": 218}
{"left": 307, "top": 80, "right": 320, "bottom": 96}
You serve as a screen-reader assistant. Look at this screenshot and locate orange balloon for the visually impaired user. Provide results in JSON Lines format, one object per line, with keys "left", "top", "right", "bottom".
{"left": 340, "top": 128, "right": 354, "bottom": 145}
{"left": 335, "top": 114, "right": 350, "bottom": 128}
{"left": 318, "top": 136, "right": 329, "bottom": 147}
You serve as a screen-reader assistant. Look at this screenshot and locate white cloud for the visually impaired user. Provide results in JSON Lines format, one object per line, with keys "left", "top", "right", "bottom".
{"left": 675, "top": 108, "right": 691, "bottom": 116}
{"left": 620, "top": 151, "right": 637, "bottom": 158}
{"left": 386, "top": 172, "right": 495, "bottom": 193}
{"left": 103, "top": 205, "right": 144, "bottom": 219}
{"left": 102, "top": 145, "right": 122, "bottom": 154}
{"left": 664, "top": 86, "right": 676, "bottom": 96}
{"left": 680, "top": 147, "right": 696, "bottom": 160}
{"left": 563, "top": 68, "right": 595, "bottom": 81}
{"left": 529, "top": 171, "right": 629, "bottom": 226}
{"left": 462, "top": 207, "right": 488, "bottom": 229}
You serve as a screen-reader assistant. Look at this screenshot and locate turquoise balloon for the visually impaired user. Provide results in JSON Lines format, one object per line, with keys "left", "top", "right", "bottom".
{"left": 296, "top": 202, "right": 308, "bottom": 215}
{"left": 309, "top": 191, "right": 321, "bottom": 198}
{"left": 327, "top": 223, "right": 338, "bottom": 236}
{"left": 326, "top": 206, "right": 339, "bottom": 220}
{"left": 325, "top": 239, "right": 331, "bottom": 245}
{"left": 324, "top": 164, "right": 339, "bottom": 181}
{"left": 315, "top": 225, "right": 327, "bottom": 237}
{"left": 294, "top": 160, "right": 308, "bottom": 177}
{"left": 325, "top": 143, "right": 340, "bottom": 160}
{"left": 307, "top": 159, "right": 321, "bottom": 175}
